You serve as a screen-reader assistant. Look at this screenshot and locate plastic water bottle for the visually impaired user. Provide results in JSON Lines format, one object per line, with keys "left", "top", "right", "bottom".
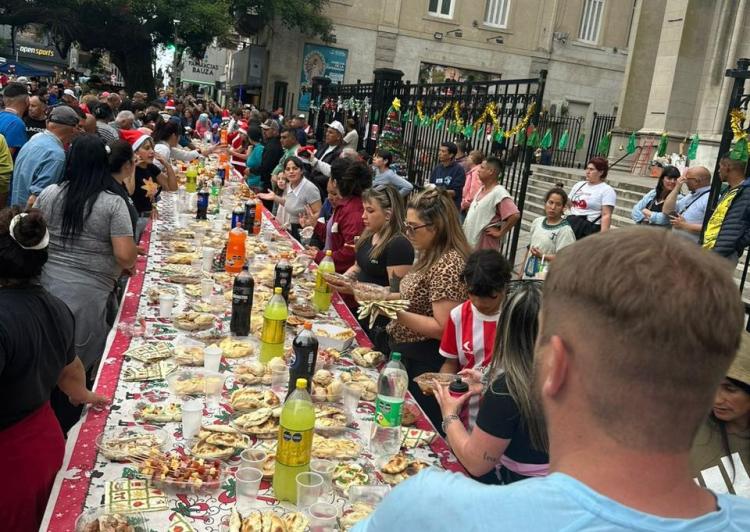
{"left": 369, "top": 352, "right": 408, "bottom": 458}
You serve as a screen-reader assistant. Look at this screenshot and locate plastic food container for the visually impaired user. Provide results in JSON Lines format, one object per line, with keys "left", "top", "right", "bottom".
{"left": 95, "top": 425, "right": 170, "bottom": 462}
{"left": 166, "top": 368, "right": 226, "bottom": 398}
{"left": 74, "top": 506, "right": 149, "bottom": 532}
{"left": 312, "top": 324, "right": 356, "bottom": 351}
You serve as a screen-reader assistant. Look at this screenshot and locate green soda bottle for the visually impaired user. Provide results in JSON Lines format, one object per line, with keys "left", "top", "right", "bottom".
{"left": 260, "top": 287, "right": 288, "bottom": 363}
{"left": 312, "top": 250, "right": 335, "bottom": 312}
{"left": 273, "top": 378, "right": 315, "bottom": 503}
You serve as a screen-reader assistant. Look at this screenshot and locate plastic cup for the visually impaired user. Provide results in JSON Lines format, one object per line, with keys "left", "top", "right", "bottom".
{"left": 308, "top": 501, "right": 338, "bottom": 531}
{"left": 204, "top": 372, "right": 224, "bottom": 410}
{"left": 181, "top": 398, "right": 203, "bottom": 441}
{"left": 296, "top": 471, "right": 324, "bottom": 512}
{"left": 201, "top": 278, "right": 214, "bottom": 301}
{"left": 159, "top": 293, "right": 175, "bottom": 319}
{"left": 235, "top": 467, "right": 263, "bottom": 511}
{"left": 271, "top": 365, "right": 289, "bottom": 397}
{"left": 202, "top": 247, "right": 215, "bottom": 271}
{"left": 342, "top": 383, "right": 362, "bottom": 420}
{"left": 240, "top": 449, "right": 267, "bottom": 471}
{"left": 194, "top": 227, "right": 206, "bottom": 247}
{"left": 204, "top": 345, "right": 222, "bottom": 373}
{"left": 310, "top": 459, "right": 335, "bottom": 494}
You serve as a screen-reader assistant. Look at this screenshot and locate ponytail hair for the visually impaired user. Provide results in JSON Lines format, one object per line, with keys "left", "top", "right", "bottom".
{"left": 0, "top": 207, "right": 49, "bottom": 281}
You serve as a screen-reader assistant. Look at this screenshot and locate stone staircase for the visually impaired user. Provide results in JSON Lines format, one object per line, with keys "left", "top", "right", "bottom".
{"left": 518, "top": 165, "right": 750, "bottom": 306}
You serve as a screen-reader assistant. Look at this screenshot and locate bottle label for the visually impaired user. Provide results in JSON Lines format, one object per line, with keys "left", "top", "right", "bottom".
{"left": 261, "top": 318, "right": 286, "bottom": 344}
{"left": 315, "top": 272, "right": 331, "bottom": 294}
{"left": 374, "top": 396, "right": 404, "bottom": 428}
{"left": 276, "top": 426, "right": 313, "bottom": 467}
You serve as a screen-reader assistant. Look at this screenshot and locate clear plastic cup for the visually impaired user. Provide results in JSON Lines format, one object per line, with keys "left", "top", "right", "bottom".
{"left": 159, "top": 293, "right": 175, "bottom": 319}
{"left": 271, "top": 365, "right": 289, "bottom": 397}
{"left": 181, "top": 398, "right": 203, "bottom": 441}
{"left": 235, "top": 467, "right": 263, "bottom": 511}
{"left": 310, "top": 459, "right": 335, "bottom": 494}
{"left": 342, "top": 383, "right": 362, "bottom": 420}
{"left": 296, "top": 471, "right": 324, "bottom": 512}
{"left": 308, "top": 501, "right": 338, "bottom": 530}
{"left": 203, "top": 345, "right": 222, "bottom": 373}
{"left": 201, "top": 278, "right": 214, "bottom": 301}
{"left": 240, "top": 449, "right": 267, "bottom": 471}
{"left": 202, "top": 247, "right": 215, "bottom": 271}
{"left": 204, "top": 372, "right": 224, "bottom": 410}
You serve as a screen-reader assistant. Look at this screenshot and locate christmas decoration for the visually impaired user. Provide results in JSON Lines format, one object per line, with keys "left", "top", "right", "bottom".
{"left": 729, "top": 109, "right": 749, "bottom": 161}
{"left": 687, "top": 134, "right": 700, "bottom": 160}
{"left": 730, "top": 138, "right": 749, "bottom": 161}
{"left": 452, "top": 102, "right": 465, "bottom": 131}
{"left": 517, "top": 128, "right": 527, "bottom": 146}
{"left": 657, "top": 133, "right": 669, "bottom": 157}
{"left": 463, "top": 124, "right": 474, "bottom": 138}
{"left": 540, "top": 128, "right": 553, "bottom": 149}
{"left": 436, "top": 117, "right": 446, "bottom": 130}
{"left": 626, "top": 132, "right": 637, "bottom": 155}
{"left": 597, "top": 132, "right": 612, "bottom": 156}
{"left": 377, "top": 98, "right": 407, "bottom": 172}
{"left": 575, "top": 133, "right": 586, "bottom": 150}
{"left": 495, "top": 128, "right": 506, "bottom": 142}
{"left": 528, "top": 127, "right": 540, "bottom": 148}
{"left": 558, "top": 130, "right": 570, "bottom": 150}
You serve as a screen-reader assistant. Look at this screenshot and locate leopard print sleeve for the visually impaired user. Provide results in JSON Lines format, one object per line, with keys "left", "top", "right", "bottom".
{"left": 427, "top": 250, "right": 468, "bottom": 303}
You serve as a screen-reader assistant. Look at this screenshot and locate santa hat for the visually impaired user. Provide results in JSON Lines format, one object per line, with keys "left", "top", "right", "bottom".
{"left": 120, "top": 129, "right": 152, "bottom": 151}
{"left": 222, "top": 109, "right": 230, "bottom": 119}
{"left": 165, "top": 99, "right": 176, "bottom": 110}
{"left": 238, "top": 120, "right": 249, "bottom": 135}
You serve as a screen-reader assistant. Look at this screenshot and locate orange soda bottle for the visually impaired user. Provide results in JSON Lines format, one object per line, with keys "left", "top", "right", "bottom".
{"left": 225, "top": 227, "right": 247, "bottom": 274}
{"left": 220, "top": 128, "right": 228, "bottom": 145}
{"left": 253, "top": 199, "right": 262, "bottom": 234}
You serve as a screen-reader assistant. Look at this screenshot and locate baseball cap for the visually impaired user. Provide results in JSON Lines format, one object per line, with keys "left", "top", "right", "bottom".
{"left": 48, "top": 105, "right": 81, "bottom": 126}
{"left": 325, "top": 120, "right": 345, "bottom": 136}
{"left": 297, "top": 114, "right": 306, "bottom": 119}
{"left": 63, "top": 88, "right": 76, "bottom": 98}
{"left": 260, "top": 119, "right": 280, "bottom": 131}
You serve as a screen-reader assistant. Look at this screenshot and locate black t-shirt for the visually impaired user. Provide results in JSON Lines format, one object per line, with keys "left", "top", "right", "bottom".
{"left": 132, "top": 164, "right": 162, "bottom": 214}
{"left": 356, "top": 234, "right": 414, "bottom": 287}
{"left": 111, "top": 180, "right": 138, "bottom": 236}
{"left": 0, "top": 285, "right": 76, "bottom": 429}
{"left": 475, "top": 374, "right": 549, "bottom": 484}
{"left": 24, "top": 116, "right": 47, "bottom": 139}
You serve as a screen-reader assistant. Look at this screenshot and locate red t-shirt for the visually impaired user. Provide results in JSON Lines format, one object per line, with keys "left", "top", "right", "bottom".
{"left": 439, "top": 300, "right": 500, "bottom": 428}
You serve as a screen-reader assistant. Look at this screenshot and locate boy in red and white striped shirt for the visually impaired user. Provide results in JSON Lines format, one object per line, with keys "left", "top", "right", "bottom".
{"left": 439, "top": 249, "right": 512, "bottom": 429}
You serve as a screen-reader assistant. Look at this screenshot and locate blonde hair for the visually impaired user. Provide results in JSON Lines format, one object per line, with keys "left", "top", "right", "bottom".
{"left": 486, "top": 281, "right": 547, "bottom": 451}
{"left": 541, "top": 227, "right": 744, "bottom": 452}
{"left": 358, "top": 185, "right": 406, "bottom": 260}
{"left": 407, "top": 188, "right": 471, "bottom": 273}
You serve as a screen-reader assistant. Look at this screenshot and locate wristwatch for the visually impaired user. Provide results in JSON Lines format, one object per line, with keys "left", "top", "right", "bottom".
{"left": 441, "top": 414, "right": 460, "bottom": 434}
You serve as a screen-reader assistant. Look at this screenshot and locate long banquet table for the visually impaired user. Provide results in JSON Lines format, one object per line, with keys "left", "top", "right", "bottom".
{"left": 41, "top": 189, "right": 464, "bottom": 532}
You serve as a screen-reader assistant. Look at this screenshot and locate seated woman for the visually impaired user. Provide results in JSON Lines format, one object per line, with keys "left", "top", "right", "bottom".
{"left": 385, "top": 188, "right": 470, "bottom": 428}
{"left": 433, "top": 281, "right": 549, "bottom": 484}
{"left": 258, "top": 156, "right": 322, "bottom": 241}
{"left": 438, "top": 249, "right": 512, "bottom": 429}
{"left": 327, "top": 185, "right": 414, "bottom": 352}
{"left": 631, "top": 165, "right": 682, "bottom": 225}
{"left": 122, "top": 132, "right": 177, "bottom": 224}
{"left": 152, "top": 120, "right": 203, "bottom": 169}
{"left": 691, "top": 332, "right": 750, "bottom": 496}
{"left": 305, "top": 158, "right": 370, "bottom": 274}
{"left": 0, "top": 207, "right": 108, "bottom": 531}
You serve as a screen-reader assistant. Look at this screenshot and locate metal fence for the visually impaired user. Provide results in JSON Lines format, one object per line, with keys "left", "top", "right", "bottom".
{"left": 586, "top": 112, "right": 616, "bottom": 163}
{"left": 308, "top": 70, "right": 546, "bottom": 265}
{"left": 535, "top": 113, "right": 584, "bottom": 168}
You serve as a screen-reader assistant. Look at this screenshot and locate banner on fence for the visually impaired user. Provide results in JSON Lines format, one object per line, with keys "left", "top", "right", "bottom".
{"left": 298, "top": 43, "right": 349, "bottom": 111}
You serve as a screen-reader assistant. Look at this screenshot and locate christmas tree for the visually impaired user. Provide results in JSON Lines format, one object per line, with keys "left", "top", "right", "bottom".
{"left": 377, "top": 98, "right": 406, "bottom": 175}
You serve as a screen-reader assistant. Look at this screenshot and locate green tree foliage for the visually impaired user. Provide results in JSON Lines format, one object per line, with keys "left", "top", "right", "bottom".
{"left": 1, "top": 0, "right": 332, "bottom": 95}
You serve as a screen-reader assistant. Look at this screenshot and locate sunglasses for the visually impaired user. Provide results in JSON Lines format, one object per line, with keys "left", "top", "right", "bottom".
{"left": 404, "top": 222, "right": 432, "bottom": 235}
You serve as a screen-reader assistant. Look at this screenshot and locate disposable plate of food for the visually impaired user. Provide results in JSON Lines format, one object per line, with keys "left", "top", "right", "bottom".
{"left": 75, "top": 505, "right": 149, "bottom": 532}
{"left": 312, "top": 323, "right": 356, "bottom": 351}
{"left": 135, "top": 450, "right": 226, "bottom": 493}
{"left": 167, "top": 368, "right": 226, "bottom": 398}
{"left": 95, "top": 425, "right": 170, "bottom": 462}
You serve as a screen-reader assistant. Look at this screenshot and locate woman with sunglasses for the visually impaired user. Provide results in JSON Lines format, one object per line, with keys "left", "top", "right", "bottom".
{"left": 631, "top": 165, "right": 682, "bottom": 225}
{"left": 326, "top": 185, "right": 414, "bottom": 352}
{"left": 384, "top": 188, "right": 470, "bottom": 428}
{"left": 433, "top": 281, "right": 549, "bottom": 485}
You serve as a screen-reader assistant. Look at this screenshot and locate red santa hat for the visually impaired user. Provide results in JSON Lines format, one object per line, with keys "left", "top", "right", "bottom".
{"left": 238, "top": 120, "right": 249, "bottom": 135}
{"left": 165, "top": 99, "right": 176, "bottom": 110}
{"left": 120, "top": 129, "right": 152, "bottom": 151}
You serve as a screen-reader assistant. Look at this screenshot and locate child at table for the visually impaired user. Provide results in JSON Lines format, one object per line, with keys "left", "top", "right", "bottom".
{"left": 438, "top": 249, "right": 512, "bottom": 429}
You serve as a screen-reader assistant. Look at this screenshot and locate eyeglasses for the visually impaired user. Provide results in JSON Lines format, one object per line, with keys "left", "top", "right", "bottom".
{"left": 404, "top": 223, "right": 432, "bottom": 235}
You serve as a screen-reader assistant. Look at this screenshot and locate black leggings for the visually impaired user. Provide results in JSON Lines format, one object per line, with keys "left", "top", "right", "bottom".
{"left": 390, "top": 339, "right": 444, "bottom": 434}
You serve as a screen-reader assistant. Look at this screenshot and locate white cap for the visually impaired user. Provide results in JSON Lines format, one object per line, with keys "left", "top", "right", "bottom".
{"left": 324, "top": 120, "right": 345, "bottom": 136}
{"left": 63, "top": 88, "right": 76, "bottom": 98}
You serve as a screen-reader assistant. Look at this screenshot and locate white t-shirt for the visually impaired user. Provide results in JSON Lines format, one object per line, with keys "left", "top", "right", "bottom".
{"left": 569, "top": 181, "right": 617, "bottom": 224}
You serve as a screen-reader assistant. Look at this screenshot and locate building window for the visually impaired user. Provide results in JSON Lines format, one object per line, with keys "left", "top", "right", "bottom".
{"left": 428, "top": 0, "right": 455, "bottom": 19}
{"left": 484, "top": 0, "right": 510, "bottom": 29}
{"left": 578, "top": 0, "right": 604, "bottom": 44}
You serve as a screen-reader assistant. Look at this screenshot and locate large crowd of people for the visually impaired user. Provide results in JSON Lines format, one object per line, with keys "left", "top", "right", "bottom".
{"left": 2, "top": 75, "right": 750, "bottom": 530}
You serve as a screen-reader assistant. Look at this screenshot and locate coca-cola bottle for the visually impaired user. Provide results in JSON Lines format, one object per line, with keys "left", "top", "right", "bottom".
{"left": 287, "top": 322, "right": 319, "bottom": 397}
{"left": 274, "top": 253, "right": 293, "bottom": 303}
{"left": 230, "top": 263, "right": 254, "bottom": 336}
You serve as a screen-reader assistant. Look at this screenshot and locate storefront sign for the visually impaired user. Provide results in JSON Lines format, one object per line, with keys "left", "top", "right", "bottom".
{"left": 181, "top": 46, "right": 227, "bottom": 85}
{"left": 298, "top": 43, "right": 348, "bottom": 111}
